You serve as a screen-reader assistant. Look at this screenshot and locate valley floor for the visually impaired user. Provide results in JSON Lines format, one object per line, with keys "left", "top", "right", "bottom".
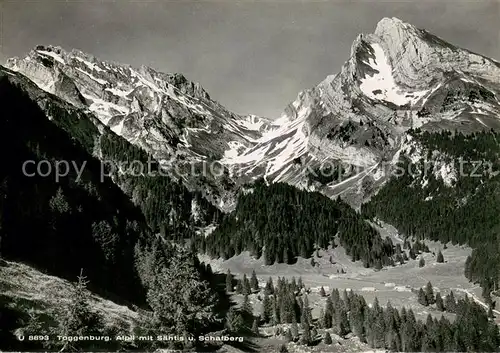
{"left": 1, "top": 221, "right": 494, "bottom": 353}
{"left": 201, "top": 221, "right": 499, "bottom": 343}
{"left": 0, "top": 260, "right": 140, "bottom": 337}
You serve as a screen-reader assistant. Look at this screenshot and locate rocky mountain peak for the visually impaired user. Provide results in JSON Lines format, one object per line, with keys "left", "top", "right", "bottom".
{"left": 7, "top": 44, "right": 213, "bottom": 104}
{"left": 221, "top": 17, "right": 500, "bottom": 207}
{"left": 374, "top": 17, "right": 416, "bottom": 36}
{"left": 3, "top": 18, "right": 500, "bottom": 211}
{"left": 4, "top": 43, "right": 277, "bottom": 210}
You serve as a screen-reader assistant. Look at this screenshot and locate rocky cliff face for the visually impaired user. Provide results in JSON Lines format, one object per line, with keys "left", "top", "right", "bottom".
{"left": 5, "top": 17, "right": 500, "bottom": 209}
{"left": 221, "top": 17, "right": 500, "bottom": 206}
{"left": 5, "top": 46, "right": 273, "bottom": 209}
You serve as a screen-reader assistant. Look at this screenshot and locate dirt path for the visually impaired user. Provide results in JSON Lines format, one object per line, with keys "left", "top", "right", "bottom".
{"left": 454, "top": 287, "right": 500, "bottom": 316}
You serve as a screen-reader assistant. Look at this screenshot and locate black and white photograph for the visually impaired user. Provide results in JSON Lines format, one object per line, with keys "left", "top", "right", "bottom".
{"left": 1, "top": 0, "right": 500, "bottom": 352}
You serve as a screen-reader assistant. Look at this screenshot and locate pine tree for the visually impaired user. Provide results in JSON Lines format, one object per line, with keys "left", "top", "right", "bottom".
{"left": 280, "top": 294, "right": 294, "bottom": 323}
{"left": 226, "top": 307, "right": 245, "bottom": 333}
{"left": 421, "top": 332, "right": 432, "bottom": 352}
{"left": 297, "top": 296, "right": 304, "bottom": 315}
{"left": 265, "top": 277, "right": 274, "bottom": 295}
{"left": 373, "top": 310, "right": 386, "bottom": 348}
{"left": 272, "top": 296, "right": 280, "bottom": 326}
{"left": 364, "top": 307, "right": 375, "bottom": 346}
{"left": 482, "top": 284, "right": 493, "bottom": 307}
{"left": 300, "top": 300, "right": 309, "bottom": 326}
{"left": 401, "top": 308, "right": 418, "bottom": 352}
{"left": 453, "top": 328, "right": 466, "bottom": 351}
{"left": 436, "top": 250, "right": 444, "bottom": 263}
{"left": 425, "top": 282, "right": 435, "bottom": 305}
{"left": 241, "top": 294, "right": 253, "bottom": 324}
{"left": 301, "top": 321, "right": 311, "bottom": 345}
{"left": 445, "top": 291, "right": 457, "bottom": 313}
{"left": 146, "top": 248, "right": 217, "bottom": 342}
{"left": 350, "top": 295, "right": 366, "bottom": 339}
{"left": 252, "top": 318, "right": 259, "bottom": 335}
{"left": 324, "top": 331, "right": 333, "bottom": 344}
{"left": 486, "top": 321, "right": 500, "bottom": 350}
{"left": 285, "top": 328, "right": 293, "bottom": 342}
{"left": 343, "top": 289, "right": 351, "bottom": 312}
{"left": 290, "top": 277, "right": 297, "bottom": 293}
{"left": 279, "top": 344, "right": 289, "bottom": 353}
{"left": 52, "top": 270, "right": 106, "bottom": 351}
{"left": 384, "top": 307, "right": 399, "bottom": 349}
{"left": 318, "top": 308, "right": 325, "bottom": 329}
{"left": 236, "top": 279, "right": 243, "bottom": 294}
{"left": 250, "top": 270, "right": 259, "bottom": 292}
{"left": 390, "top": 335, "right": 401, "bottom": 352}
{"left": 409, "top": 247, "right": 416, "bottom": 260}
{"left": 464, "top": 255, "right": 472, "bottom": 280}
{"left": 225, "top": 269, "right": 233, "bottom": 293}
{"left": 372, "top": 296, "right": 381, "bottom": 314}
{"left": 324, "top": 296, "right": 334, "bottom": 328}
{"left": 261, "top": 293, "right": 272, "bottom": 323}
{"left": 49, "top": 187, "right": 71, "bottom": 214}
{"left": 242, "top": 274, "right": 251, "bottom": 295}
{"left": 419, "top": 257, "right": 426, "bottom": 267}
{"left": 319, "top": 286, "right": 326, "bottom": 297}
{"left": 338, "top": 308, "right": 350, "bottom": 337}
{"left": 436, "top": 292, "right": 445, "bottom": 311}
{"left": 23, "top": 309, "right": 44, "bottom": 336}
{"left": 303, "top": 295, "right": 313, "bottom": 324}
{"left": 291, "top": 316, "right": 299, "bottom": 339}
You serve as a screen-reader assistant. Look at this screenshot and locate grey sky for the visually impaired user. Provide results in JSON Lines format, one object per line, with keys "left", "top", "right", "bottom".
{"left": 1, "top": 0, "right": 499, "bottom": 118}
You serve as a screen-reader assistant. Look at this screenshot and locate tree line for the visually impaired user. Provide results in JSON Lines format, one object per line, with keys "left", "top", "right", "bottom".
{"left": 0, "top": 77, "right": 223, "bottom": 351}
{"left": 198, "top": 181, "right": 396, "bottom": 269}
{"left": 225, "top": 272, "right": 499, "bottom": 352}
{"left": 363, "top": 128, "right": 500, "bottom": 295}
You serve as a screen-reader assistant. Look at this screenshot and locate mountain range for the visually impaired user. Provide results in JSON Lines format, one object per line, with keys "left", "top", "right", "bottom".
{"left": 5, "top": 17, "right": 500, "bottom": 211}
{"left": 2, "top": 16, "right": 500, "bottom": 352}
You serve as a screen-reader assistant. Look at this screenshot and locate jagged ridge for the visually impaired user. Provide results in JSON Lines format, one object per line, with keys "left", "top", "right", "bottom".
{"left": 4, "top": 17, "right": 500, "bottom": 209}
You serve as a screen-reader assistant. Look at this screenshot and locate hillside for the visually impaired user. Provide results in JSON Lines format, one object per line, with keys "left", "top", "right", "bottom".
{"left": 200, "top": 181, "right": 394, "bottom": 269}
{"left": 0, "top": 260, "right": 140, "bottom": 350}
{"left": 2, "top": 14, "right": 500, "bottom": 353}
{"left": 362, "top": 129, "right": 500, "bottom": 296}
{"left": 0, "top": 67, "right": 224, "bottom": 351}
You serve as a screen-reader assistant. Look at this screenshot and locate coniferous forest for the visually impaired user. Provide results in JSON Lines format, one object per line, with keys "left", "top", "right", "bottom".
{"left": 198, "top": 181, "right": 395, "bottom": 268}
{"left": 227, "top": 274, "right": 500, "bottom": 352}
{"left": 363, "top": 129, "right": 500, "bottom": 293}
{"left": 0, "top": 77, "right": 222, "bottom": 351}
{"left": 0, "top": 78, "right": 147, "bottom": 303}
{"left": 2, "top": 72, "right": 500, "bottom": 352}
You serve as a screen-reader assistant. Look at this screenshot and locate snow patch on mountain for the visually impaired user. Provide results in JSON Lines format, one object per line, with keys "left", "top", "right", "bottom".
{"left": 221, "top": 104, "right": 310, "bottom": 182}
{"left": 223, "top": 141, "right": 248, "bottom": 161}
{"left": 105, "top": 87, "right": 133, "bottom": 98}
{"left": 360, "top": 43, "right": 429, "bottom": 106}
{"left": 75, "top": 67, "right": 108, "bottom": 85}
{"left": 73, "top": 56, "right": 105, "bottom": 72}
{"left": 110, "top": 119, "right": 125, "bottom": 135}
{"left": 81, "top": 92, "right": 129, "bottom": 121}
{"left": 36, "top": 50, "right": 66, "bottom": 65}
{"left": 265, "top": 111, "right": 309, "bottom": 178}
{"left": 235, "top": 115, "right": 268, "bottom": 131}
